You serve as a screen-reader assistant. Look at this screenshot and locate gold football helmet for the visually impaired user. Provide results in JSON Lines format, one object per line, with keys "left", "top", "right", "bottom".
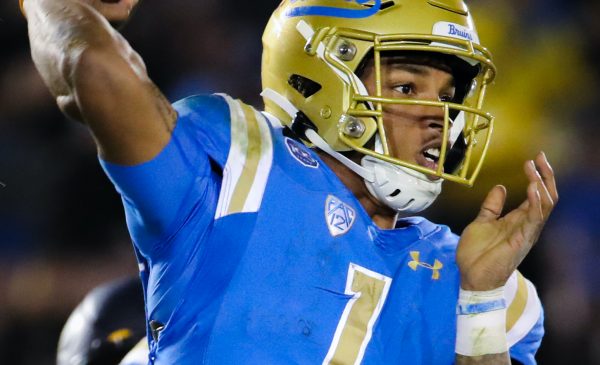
{"left": 262, "top": 0, "right": 496, "bottom": 189}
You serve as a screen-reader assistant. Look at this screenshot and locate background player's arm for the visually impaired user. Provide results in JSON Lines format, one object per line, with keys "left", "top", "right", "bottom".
{"left": 24, "top": 0, "right": 175, "bottom": 165}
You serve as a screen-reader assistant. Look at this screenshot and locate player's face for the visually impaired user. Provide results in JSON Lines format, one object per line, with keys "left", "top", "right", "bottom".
{"left": 360, "top": 56, "right": 456, "bottom": 178}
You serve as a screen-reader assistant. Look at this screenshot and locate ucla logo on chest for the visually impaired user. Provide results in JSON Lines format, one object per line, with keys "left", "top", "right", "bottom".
{"left": 325, "top": 195, "right": 356, "bottom": 236}
{"left": 285, "top": 137, "right": 319, "bottom": 168}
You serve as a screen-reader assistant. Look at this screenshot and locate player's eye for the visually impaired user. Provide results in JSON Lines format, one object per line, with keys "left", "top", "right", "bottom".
{"left": 393, "top": 83, "right": 414, "bottom": 96}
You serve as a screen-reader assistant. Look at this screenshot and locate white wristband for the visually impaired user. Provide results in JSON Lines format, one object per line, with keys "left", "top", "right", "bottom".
{"left": 455, "top": 287, "right": 508, "bottom": 357}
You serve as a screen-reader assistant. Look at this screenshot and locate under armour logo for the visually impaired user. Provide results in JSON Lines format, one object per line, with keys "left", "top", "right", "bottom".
{"left": 408, "top": 251, "right": 443, "bottom": 280}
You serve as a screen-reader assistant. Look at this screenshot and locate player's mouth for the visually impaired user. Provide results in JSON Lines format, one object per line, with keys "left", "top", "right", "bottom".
{"left": 416, "top": 143, "right": 442, "bottom": 178}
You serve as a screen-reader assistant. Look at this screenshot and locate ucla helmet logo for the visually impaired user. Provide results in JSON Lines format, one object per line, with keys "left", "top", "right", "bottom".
{"left": 286, "top": 0, "right": 382, "bottom": 19}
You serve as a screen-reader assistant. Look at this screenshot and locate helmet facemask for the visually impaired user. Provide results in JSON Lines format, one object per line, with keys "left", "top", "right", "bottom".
{"left": 322, "top": 30, "right": 496, "bottom": 187}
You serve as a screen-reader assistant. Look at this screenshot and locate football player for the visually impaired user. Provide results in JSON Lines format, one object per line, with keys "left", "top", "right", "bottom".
{"left": 56, "top": 277, "right": 145, "bottom": 365}
{"left": 22, "top": 0, "right": 557, "bottom": 364}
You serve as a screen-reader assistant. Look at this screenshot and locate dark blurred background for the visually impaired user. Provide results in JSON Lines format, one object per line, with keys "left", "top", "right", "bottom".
{"left": 0, "top": 0, "right": 598, "bottom": 363}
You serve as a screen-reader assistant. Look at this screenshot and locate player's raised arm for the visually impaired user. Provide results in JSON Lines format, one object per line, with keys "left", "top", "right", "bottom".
{"left": 23, "top": 0, "right": 176, "bottom": 165}
{"left": 455, "top": 152, "right": 557, "bottom": 364}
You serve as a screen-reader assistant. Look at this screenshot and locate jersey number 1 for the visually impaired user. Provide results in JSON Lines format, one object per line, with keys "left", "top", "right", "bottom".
{"left": 322, "top": 263, "right": 392, "bottom": 365}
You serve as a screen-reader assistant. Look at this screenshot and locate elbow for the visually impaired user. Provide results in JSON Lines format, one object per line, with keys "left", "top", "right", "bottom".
{"left": 56, "top": 94, "right": 83, "bottom": 122}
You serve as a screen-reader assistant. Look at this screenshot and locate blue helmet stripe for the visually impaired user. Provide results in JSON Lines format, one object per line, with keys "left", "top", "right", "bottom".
{"left": 286, "top": 0, "right": 381, "bottom": 19}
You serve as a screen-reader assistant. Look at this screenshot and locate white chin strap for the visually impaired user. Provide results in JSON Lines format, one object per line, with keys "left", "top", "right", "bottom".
{"left": 261, "top": 88, "right": 442, "bottom": 214}
{"left": 361, "top": 156, "right": 442, "bottom": 214}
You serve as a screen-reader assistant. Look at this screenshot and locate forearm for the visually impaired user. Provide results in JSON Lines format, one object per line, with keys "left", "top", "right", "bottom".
{"left": 24, "top": 0, "right": 122, "bottom": 116}
{"left": 24, "top": 0, "right": 173, "bottom": 165}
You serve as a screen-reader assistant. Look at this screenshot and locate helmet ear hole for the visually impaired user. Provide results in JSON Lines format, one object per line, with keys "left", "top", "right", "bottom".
{"left": 288, "top": 74, "right": 322, "bottom": 98}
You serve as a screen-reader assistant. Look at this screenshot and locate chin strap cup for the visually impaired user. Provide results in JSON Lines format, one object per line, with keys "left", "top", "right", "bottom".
{"left": 362, "top": 156, "right": 442, "bottom": 214}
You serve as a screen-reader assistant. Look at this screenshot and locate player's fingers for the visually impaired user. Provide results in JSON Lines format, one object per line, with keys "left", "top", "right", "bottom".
{"left": 526, "top": 181, "right": 543, "bottom": 224}
{"left": 475, "top": 185, "right": 507, "bottom": 222}
{"left": 524, "top": 159, "right": 541, "bottom": 183}
{"left": 524, "top": 159, "right": 553, "bottom": 218}
{"left": 514, "top": 181, "right": 544, "bottom": 252}
{"left": 536, "top": 151, "right": 559, "bottom": 204}
{"left": 116, "top": 0, "right": 139, "bottom": 8}
{"left": 93, "top": 0, "right": 136, "bottom": 22}
{"left": 97, "top": 0, "right": 138, "bottom": 6}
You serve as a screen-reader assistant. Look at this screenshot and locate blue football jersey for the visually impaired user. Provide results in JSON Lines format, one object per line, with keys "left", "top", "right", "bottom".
{"left": 101, "top": 94, "right": 544, "bottom": 365}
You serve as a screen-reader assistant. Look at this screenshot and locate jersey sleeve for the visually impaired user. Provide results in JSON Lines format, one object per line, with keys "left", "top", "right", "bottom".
{"left": 505, "top": 271, "right": 545, "bottom": 365}
{"left": 99, "top": 94, "right": 232, "bottom": 256}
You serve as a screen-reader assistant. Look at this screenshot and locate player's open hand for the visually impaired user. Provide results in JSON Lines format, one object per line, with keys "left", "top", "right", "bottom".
{"left": 456, "top": 152, "right": 558, "bottom": 291}
{"left": 83, "top": 0, "right": 139, "bottom": 24}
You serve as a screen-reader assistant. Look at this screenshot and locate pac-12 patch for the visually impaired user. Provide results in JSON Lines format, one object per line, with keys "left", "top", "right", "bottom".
{"left": 325, "top": 195, "right": 356, "bottom": 237}
{"left": 285, "top": 137, "right": 319, "bottom": 168}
